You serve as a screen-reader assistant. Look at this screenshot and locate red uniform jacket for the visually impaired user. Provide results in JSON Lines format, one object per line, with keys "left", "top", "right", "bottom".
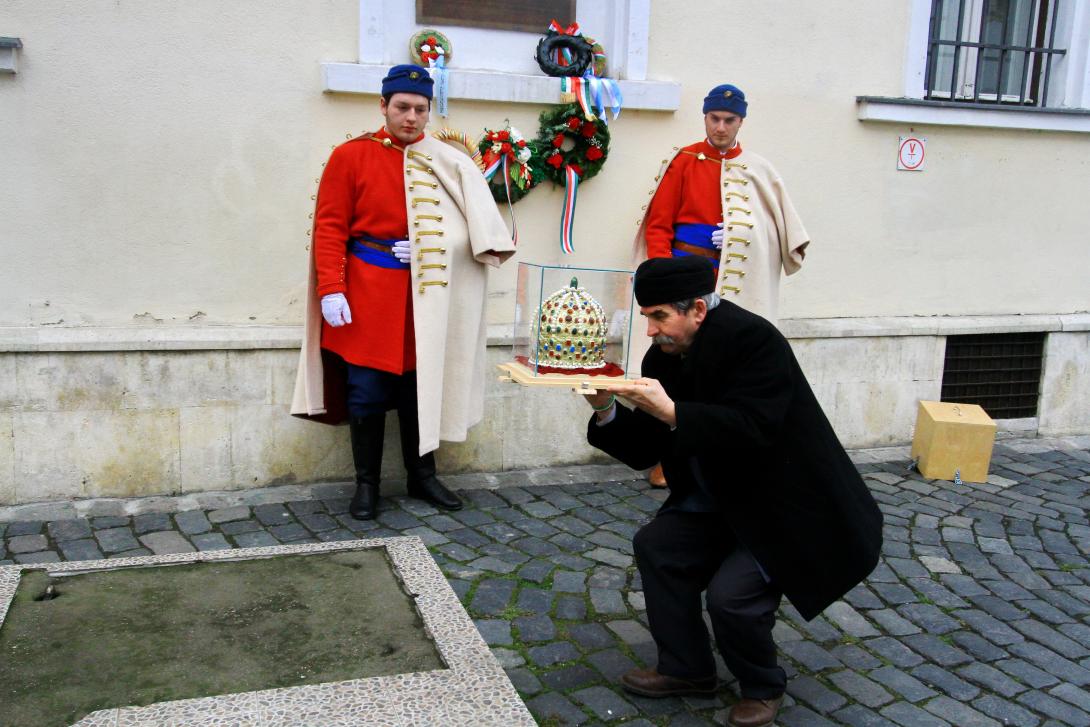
{"left": 313, "top": 127, "right": 420, "bottom": 373}
{"left": 644, "top": 140, "right": 743, "bottom": 258}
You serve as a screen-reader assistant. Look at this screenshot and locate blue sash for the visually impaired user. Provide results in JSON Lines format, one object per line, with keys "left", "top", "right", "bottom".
{"left": 671, "top": 223, "right": 719, "bottom": 268}
{"left": 349, "top": 235, "right": 409, "bottom": 270}
{"left": 673, "top": 223, "right": 717, "bottom": 248}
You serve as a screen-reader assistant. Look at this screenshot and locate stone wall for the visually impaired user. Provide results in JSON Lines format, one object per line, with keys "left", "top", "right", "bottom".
{"left": 2, "top": 316, "right": 1085, "bottom": 505}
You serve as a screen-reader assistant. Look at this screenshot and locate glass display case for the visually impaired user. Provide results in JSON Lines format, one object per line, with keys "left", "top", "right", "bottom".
{"left": 499, "top": 262, "right": 636, "bottom": 390}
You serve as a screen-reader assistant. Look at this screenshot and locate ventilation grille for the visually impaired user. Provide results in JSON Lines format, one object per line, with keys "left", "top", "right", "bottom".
{"left": 941, "top": 333, "right": 1045, "bottom": 419}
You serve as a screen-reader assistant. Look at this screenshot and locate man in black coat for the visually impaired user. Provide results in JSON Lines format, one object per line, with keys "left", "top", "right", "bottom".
{"left": 585, "top": 257, "right": 882, "bottom": 727}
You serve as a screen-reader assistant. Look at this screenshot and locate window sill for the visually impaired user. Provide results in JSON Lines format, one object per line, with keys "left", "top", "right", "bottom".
{"left": 321, "top": 62, "right": 681, "bottom": 111}
{"left": 856, "top": 96, "right": 1090, "bottom": 133}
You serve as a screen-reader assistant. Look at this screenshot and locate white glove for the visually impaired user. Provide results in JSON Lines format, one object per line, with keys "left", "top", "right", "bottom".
{"left": 392, "top": 239, "right": 412, "bottom": 263}
{"left": 321, "top": 293, "right": 352, "bottom": 327}
{"left": 711, "top": 223, "right": 724, "bottom": 250}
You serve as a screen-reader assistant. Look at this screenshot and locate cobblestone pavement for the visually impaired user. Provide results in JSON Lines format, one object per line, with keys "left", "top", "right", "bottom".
{"left": 3, "top": 437, "right": 1090, "bottom": 726}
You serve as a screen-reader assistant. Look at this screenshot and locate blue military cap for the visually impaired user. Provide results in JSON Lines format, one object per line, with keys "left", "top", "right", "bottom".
{"left": 703, "top": 83, "right": 747, "bottom": 117}
{"left": 381, "top": 63, "right": 434, "bottom": 99}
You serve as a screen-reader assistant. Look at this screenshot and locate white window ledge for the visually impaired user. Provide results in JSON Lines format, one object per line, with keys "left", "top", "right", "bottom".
{"left": 321, "top": 62, "right": 680, "bottom": 112}
{"left": 857, "top": 96, "right": 1090, "bottom": 133}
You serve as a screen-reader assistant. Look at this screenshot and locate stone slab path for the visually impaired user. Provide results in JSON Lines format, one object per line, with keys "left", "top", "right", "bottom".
{"left": 3, "top": 436, "right": 1090, "bottom": 726}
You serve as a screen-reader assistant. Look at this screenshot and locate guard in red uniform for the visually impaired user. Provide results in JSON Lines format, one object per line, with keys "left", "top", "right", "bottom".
{"left": 312, "top": 65, "right": 458, "bottom": 520}
{"left": 638, "top": 84, "right": 810, "bottom": 489}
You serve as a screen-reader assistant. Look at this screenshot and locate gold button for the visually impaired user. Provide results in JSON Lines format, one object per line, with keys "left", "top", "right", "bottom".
{"left": 382, "top": 138, "right": 393, "bottom": 147}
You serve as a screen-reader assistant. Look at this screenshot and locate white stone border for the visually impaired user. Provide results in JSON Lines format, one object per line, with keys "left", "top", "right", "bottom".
{"left": 0, "top": 537, "right": 535, "bottom": 727}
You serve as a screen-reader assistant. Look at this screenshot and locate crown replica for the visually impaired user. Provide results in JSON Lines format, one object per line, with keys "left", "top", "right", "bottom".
{"left": 529, "top": 278, "right": 608, "bottom": 369}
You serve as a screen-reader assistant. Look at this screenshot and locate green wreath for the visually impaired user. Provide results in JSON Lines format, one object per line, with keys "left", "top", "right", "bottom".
{"left": 477, "top": 126, "right": 546, "bottom": 204}
{"left": 537, "top": 103, "right": 610, "bottom": 186}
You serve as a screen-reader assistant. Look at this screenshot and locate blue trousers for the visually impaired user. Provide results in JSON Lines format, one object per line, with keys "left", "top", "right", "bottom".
{"left": 345, "top": 365, "right": 417, "bottom": 419}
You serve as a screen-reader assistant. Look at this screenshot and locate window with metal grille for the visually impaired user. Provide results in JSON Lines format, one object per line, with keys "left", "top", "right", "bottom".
{"left": 941, "top": 332, "right": 1045, "bottom": 418}
{"left": 925, "top": 0, "right": 1067, "bottom": 107}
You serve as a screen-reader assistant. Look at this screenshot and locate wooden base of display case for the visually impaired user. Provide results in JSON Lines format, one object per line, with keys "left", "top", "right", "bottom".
{"left": 497, "top": 361, "right": 635, "bottom": 392}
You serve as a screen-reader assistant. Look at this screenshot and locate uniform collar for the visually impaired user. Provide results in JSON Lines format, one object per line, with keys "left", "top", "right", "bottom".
{"left": 701, "top": 139, "right": 743, "bottom": 159}
{"left": 377, "top": 126, "right": 426, "bottom": 145}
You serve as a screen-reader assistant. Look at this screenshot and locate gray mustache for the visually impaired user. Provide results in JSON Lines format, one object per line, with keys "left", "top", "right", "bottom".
{"left": 652, "top": 335, "right": 676, "bottom": 345}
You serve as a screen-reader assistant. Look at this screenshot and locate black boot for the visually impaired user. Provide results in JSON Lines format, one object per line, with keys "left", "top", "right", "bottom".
{"left": 349, "top": 413, "right": 385, "bottom": 520}
{"left": 398, "top": 407, "right": 462, "bottom": 511}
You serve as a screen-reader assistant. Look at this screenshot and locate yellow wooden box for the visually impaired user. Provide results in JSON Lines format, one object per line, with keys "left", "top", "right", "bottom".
{"left": 911, "top": 400, "right": 996, "bottom": 483}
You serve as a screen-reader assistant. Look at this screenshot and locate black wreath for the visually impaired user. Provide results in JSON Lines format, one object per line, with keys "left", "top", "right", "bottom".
{"left": 535, "top": 31, "right": 592, "bottom": 77}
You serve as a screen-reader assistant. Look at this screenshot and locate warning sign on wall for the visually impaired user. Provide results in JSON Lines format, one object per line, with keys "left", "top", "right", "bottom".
{"left": 898, "top": 136, "right": 926, "bottom": 171}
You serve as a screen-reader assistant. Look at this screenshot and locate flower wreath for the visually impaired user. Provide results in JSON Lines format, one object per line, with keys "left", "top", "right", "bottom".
{"left": 409, "top": 29, "right": 451, "bottom": 66}
{"left": 477, "top": 125, "right": 544, "bottom": 203}
{"left": 537, "top": 103, "right": 610, "bottom": 186}
{"left": 584, "top": 35, "right": 608, "bottom": 77}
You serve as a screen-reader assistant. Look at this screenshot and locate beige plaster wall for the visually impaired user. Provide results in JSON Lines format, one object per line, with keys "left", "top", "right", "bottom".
{"left": 1, "top": 0, "right": 1087, "bottom": 331}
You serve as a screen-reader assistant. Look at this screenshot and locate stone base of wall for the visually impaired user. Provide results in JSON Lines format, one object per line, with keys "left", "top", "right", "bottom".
{"left": 1, "top": 315, "right": 1086, "bottom": 505}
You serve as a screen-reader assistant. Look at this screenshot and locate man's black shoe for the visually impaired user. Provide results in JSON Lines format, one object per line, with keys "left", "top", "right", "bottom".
{"left": 407, "top": 476, "right": 462, "bottom": 511}
{"left": 620, "top": 667, "right": 717, "bottom": 698}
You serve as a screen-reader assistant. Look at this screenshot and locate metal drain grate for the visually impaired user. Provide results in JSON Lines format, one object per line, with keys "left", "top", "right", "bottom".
{"left": 941, "top": 332, "right": 1045, "bottom": 419}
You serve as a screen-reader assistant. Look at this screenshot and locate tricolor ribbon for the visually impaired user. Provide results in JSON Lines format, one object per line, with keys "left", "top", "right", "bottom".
{"left": 560, "top": 76, "right": 595, "bottom": 121}
{"left": 560, "top": 74, "right": 623, "bottom": 123}
{"left": 560, "top": 165, "right": 579, "bottom": 254}
{"left": 482, "top": 155, "right": 502, "bottom": 181}
{"left": 548, "top": 19, "right": 581, "bottom": 67}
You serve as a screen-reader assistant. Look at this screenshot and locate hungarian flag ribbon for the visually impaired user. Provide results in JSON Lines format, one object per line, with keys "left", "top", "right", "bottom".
{"left": 549, "top": 20, "right": 580, "bottom": 35}
{"left": 560, "top": 76, "right": 595, "bottom": 121}
{"left": 548, "top": 19, "right": 581, "bottom": 67}
{"left": 482, "top": 155, "right": 502, "bottom": 181}
{"left": 560, "top": 165, "right": 579, "bottom": 254}
{"left": 561, "top": 75, "right": 623, "bottom": 123}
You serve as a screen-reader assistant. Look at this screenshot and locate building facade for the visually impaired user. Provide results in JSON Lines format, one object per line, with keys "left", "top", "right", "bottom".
{"left": 1, "top": 0, "right": 1087, "bottom": 504}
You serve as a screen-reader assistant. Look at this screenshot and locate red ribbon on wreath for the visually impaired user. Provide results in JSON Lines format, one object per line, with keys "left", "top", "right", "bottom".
{"left": 547, "top": 19, "right": 582, "bottom": 67}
